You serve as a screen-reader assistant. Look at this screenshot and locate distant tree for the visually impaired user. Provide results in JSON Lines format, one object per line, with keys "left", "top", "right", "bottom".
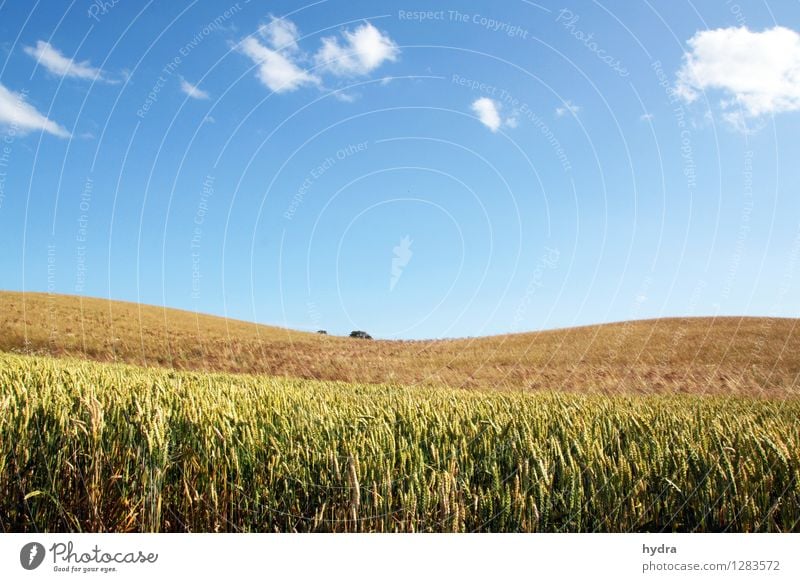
{"left": 349, "top": 330, "right": 372, "bottom": 340}
{"left": 316, "top": 330, "right": 328, "bottom": 335}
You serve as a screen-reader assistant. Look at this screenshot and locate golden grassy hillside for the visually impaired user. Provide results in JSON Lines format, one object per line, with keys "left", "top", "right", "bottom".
{"left": 1, "top": 291, "right": 798, "bottom": 396}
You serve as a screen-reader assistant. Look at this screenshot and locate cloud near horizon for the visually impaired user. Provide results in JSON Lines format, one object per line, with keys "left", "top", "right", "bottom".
{"left": 0, "top": 83, "right": 69, "bottom": 137}
{"left": 675, "top": 26, "right": 800, "bottom": 128}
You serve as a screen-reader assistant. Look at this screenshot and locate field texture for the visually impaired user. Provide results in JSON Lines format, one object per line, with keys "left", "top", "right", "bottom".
{"left": 2, "top": 291, "right": 800, "bottom": 396}
{"left": 2, "top": 353, "right": 798, "bottom": 532}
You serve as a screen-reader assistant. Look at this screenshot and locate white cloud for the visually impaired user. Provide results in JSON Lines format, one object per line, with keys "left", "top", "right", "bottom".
{"left": 721, "top": 109, "right": 763, "bottom": 134}
{"left": 471, "top": 97, "right": 502, "bottom": 132}
{"left": 24, "top": 40, "right": 107, "bottom": 81}
{"left": 180, "top": 77, "right": 209, "bottom": 100}
{"left": 471, "top": 98, "right": 520, "bottom": 132}
{"left": 640, "top": 112, "right": 654, "bottom": 121}
{"left": 555, "top": 100, "right": 581, "bottom": 117}
{"left": 239, "top": 36, "right": 319, "bottom": 93}
{"left": 333, "top": 91, "right": 358, "bottom": 103}
{"left": 315, "top": 22, "right": 399, "bottom": 76}
{"left": 239, "top": 19, "right": 397, "bottom": 96}
{"left": 0, "top": 83, "right": 69, "bottom": 137}
{"left": 675, "top": 26, "right": 800, "bottom": 121}
{"left": 259, "top": 15, "right": 299, "bottom": 52}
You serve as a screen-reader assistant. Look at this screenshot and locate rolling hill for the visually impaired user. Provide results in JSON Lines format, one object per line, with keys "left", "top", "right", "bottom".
{"left": 1, "top": 290, "right": 798, "bottom": 396}
{"left": 2, "top": 291, "right": 799, "bottom": 532}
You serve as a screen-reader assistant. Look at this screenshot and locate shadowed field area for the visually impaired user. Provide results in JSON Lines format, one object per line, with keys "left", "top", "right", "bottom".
{"left": 1, "top": 291, "right": 799, "bottom": 396}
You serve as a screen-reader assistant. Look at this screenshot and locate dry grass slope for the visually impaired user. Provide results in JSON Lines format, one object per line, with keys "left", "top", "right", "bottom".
{"left": 2, "top": 291, "right": 799, "bottom": 396}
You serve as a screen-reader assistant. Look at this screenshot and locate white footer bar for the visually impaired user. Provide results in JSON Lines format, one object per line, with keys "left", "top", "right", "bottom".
{"left": 1, "top": 533, "right": 797, "bottom": 581}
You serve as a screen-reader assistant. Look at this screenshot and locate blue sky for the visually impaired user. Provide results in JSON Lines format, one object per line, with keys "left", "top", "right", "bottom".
{"left": 1, "top": 1, "right": 799, "bottom": 339}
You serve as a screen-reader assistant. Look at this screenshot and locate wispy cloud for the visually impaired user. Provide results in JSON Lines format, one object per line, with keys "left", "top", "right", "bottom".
{"left": 640, "top": 112, "right": 654, "bottom": 121}
{"left": 390, "top": 235, "right": 413, "bottom": 291}
{"left": 555, "top": 100, "right": 581, "bottom": 117}
{"left": 675, "top": 26, "right": 800, "bottom": 130}
{"left": 24, "top": 40, "right": 110, "bottom": 82}
{"left": 0, "top": 83, "right": 69, "bottom": 137}
{"left": 258, "top": 15, "right": 300, "bottom": 53}
{"left": 180, "top": 77, "right": 209, "bottom": 100}
{"left": 315, "top": 22, "right": 399, "bottom": 77}
{"left": 333, "top": 90, "right": 358, "bottom": 103}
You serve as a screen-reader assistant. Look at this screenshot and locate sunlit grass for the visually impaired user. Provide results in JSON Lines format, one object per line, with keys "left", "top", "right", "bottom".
{"left": 2, "top": 353, "right": 798, "bottom": 532}
{"left": 2, "top": 291, "right": 800, "bottom": 396}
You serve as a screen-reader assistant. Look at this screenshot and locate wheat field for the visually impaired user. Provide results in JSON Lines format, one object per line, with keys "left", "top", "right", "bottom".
{"left": 2, "top": 352, "right": 798, "bottom": 532}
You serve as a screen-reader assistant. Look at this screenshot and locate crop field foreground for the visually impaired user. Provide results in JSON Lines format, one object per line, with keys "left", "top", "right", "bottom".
{"left": 1, "top": 353, "right": 798, "bottom": 533}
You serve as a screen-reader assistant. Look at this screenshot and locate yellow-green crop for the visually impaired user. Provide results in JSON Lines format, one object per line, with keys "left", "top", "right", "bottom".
{"left": 1, "top": 353, "right": 798, "bottom": 532}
